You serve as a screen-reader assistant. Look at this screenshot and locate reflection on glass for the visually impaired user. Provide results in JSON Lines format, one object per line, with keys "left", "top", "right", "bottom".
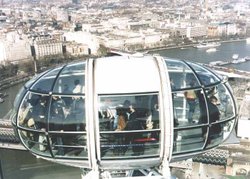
{"left": 98, "top": 93, "right": 160, "bottom": 158}
{"left": 13, "top": 87, "right": 27, "bottom": 111}
{"left": 206, "top": 119, "right": 235, "bottom": 149}
{"left": 173, "top": 89, "right": 207, "bottom": 127}
{"left": 31, "top": 67, "right": 62, "bottom": 93}
{"left": 18, "top": 92, "right": 49, "bottom": 131}
{"left": 53, "top": 62, "right": 85, "bottom": 94}
{"left": 173, "top": 127, "right": 207, "bottom": 153}
{"left": 205, "top": 84, "right": 235, "bottom": 121}
{"left": 100, "top": 131, "right": 160, "bottom": 159}
{"left": 217, "top": 84, "right": 235, "bottom": 120}
{"left": 63, "top": 96, "right": 85, "bottom": 131}
{"left": 165, "top": 59, "right": 200, "bottom": 90}
{"left": 20, "top": 130, "right": 50, "bottom": 156}
{"left": 24, "top": 70, "right": 48, "bottom": 88}
{"left": 187, "top": 62, "right": 220, "bottom": 86}
{"left": 49, "top": 96, "right": 66, "bottom": 132}
{"left": 49, "top": 133, "right": 88, "bottom": 158}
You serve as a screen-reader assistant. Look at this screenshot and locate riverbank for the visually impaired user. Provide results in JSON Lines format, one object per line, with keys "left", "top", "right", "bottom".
{"left": 0, "top": 74, "right": 30, "bottom": 91}
{"left": 143, "top": 38, "right": 248, "bottom": 53}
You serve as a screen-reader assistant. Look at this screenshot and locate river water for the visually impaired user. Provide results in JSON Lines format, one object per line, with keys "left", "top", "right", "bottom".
{"left": 0, "top": 40, "right": 249, "bottom": 179}
{"left": 150, "top": 40, "right": 250, "bottom": 71}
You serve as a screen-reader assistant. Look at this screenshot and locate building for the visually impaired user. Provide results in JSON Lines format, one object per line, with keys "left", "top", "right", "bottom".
{"left": 207, "top": 25, "right": 219, "bottom": 38}
{"left": 186, "top": 25, "right": 207, "bottom": 39}
{"left": 33, "top": 37, "right": 63, "bottom": 59}
{"left": 218, "top": 23, "right": 237, "bottom": 36}
{"left": 63, "top": 31, "right": 100, "bottom": 55}
{"left": 65, "top": 42, "right": 89, "bottom": 56}
{"left": 0, "top": 32, "right": 32, "bottom": 64}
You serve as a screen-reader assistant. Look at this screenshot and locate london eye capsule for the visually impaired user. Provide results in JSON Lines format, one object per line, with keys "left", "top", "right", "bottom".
{"left": 11, "top": 55, "right": 237, "bottom": 178}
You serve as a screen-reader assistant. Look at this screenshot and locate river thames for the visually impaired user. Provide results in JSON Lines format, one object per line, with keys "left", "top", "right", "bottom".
{"left": 0, "top": 40, "right": 249, "bottom": 179}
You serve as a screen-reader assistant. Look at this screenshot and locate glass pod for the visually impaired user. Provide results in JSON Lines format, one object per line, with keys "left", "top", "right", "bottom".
{"left": 12, "top": 55, "right": 237, "bottom": 170}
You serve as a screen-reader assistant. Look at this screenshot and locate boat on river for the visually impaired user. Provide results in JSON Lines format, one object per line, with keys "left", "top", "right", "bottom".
{"left": 195, "top": 42, "right": 221, "bottom": 49}
{"left": 206, "top": 48, "right": 217, "bottom": 53}
{"left": 232, "top": 58, "right": 246, "bottom": 64}
{"left": 232, "top": 54, "right": 239, "bottom": 60}
{"left": 209, "top": 60, "right": 229, "bottom": 66}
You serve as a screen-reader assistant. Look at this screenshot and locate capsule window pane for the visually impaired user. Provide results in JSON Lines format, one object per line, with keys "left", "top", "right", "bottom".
{"left": 19, "top": 130, "right": 50, "bottom": 156}
{"left": 18, "top": 92, "right": 49, "bottom": 131}
{"left": 49, "top": 133, "right": 88, "bottom": 158}
{"left": 173, "top": 89, "right": 207, "bottom": 127}
{"left": 58, "top": 96, "right": 86, "bottom": 131}
{"left": 13, "top": 86, "right": 27, "bottom": 111}
{"left": 98, "top": 94, "right": 160, "bottom": 159}
{"left": 53, "top": 62, "right": 85, "bottom": 94}
{"left": 165, "top": 59, "right": 200, "bottom": 90}
{"left": 205, "top": 85, "right": 234, "bottom": 122}
{"left": 217, "top": 84, "right": 235, "bottom": 120}
{"left": 31, "top": 67, "right": 62, "bottom": 93}
{"left": 24, "top": 70, "right": 47, "bottom": 88}
{"left": 49, "top": 95, "right": 85, "bottom": 131}
{"left": 100, "top": 131, "right": 160, "bottom": 159}
{"left": 173, "top": 127, "right": 207, "bottom": 154}
{"left": 99, "top": 94, "right": 160, "bottom": 131}
{"left": 187, "top": 62, "right": 220, "bottom": 86}
{"left": 205, "top": 120, "right": 233, "bottom": 148}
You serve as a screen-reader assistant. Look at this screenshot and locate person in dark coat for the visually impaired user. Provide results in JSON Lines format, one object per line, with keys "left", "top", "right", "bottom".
{"left": 207, "top": 96, "right": 221, "bottom": 145}
{"left": 124, "top": 103, "right": 144, "bottom": 155}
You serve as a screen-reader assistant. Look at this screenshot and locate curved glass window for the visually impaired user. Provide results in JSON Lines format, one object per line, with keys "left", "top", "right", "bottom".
{"left": 206, "top": 119, "right": 235, "bottom": 149}
{"left": 53, "top": 62, "right": 85, "bottom": 94}
{"left": 49, "top": 133, "right": 87, "bottom": 158}
{"left": 98, "top": 93, "right": 160, "bottom": 159}
{"left": 15, "top": 61, "right": 87, "bottom": 159}
{"left": 31, "top": 67, "right": 62, "bottom": 93}
{"left": 18, "top": 92, "right": 49, "bottom": 130}
{"left": 187, "top": 62, "right": 221, "bottom": 86}
{"left": 12, "top": 57, "right": 237, "bottom": 169}
{"left": 19, "top": 129, "right": 50, "bottom": 156}
{"left": 24, "top": 70, "right": 48, "bottom": 88}
{"left": 173, "top": 89, "right": 207, "bottom": 127}
{"left": 49, "top": 95, "right": 86, "bottom": 132}
{"left": 173, "top": 126, "right": 207, "bottom": 154}
{"left": 165, "top": 59, "right": 200, "bottom": 90}
{"left": 13, "top": 87, "right": 27, "bottom": 111}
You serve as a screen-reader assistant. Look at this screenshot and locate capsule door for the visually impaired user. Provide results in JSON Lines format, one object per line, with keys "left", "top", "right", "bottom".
{"left": 94, "top": 56, "right": 163, "bottom": 169}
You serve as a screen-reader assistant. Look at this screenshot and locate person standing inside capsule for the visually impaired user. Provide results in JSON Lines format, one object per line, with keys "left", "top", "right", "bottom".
{"left": 184, "top": 80, "right": 197, "bottom": 124}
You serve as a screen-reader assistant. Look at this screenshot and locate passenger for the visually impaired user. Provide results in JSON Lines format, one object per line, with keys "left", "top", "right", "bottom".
{"left": 19, "top": 102, "right": 32, "bottom": 127}
{"left": 62, "top": 84, "right": 72, "bottom": 107}
{"left": 30, "top": 96, "right": 48, "bottom": 151}
{"left": 170, "top": 78, "right": 176, "bottom": 90}
{"left": 73, "top": 79, "right": 81, "bottom": 94}
{"left": 50, "top": 96, "right": 65, "bottom": 155}
{"left": 50, "top": 96, "right": 65, "bottom": 130}
{"left": 207, "top": 96, "right": 221, "bottom": 145}
{"left": 125, "top": 103, "right": 138, "bottom": 128}
{"left": 112, "top": 100, "right": 129, "bottom": 130}
{"left": 115, "top": 112, "right": 128, "bottom": 131}
{"left": 124, "top": 103, "right": 144, "bottom": 155}
{"left": 32, "top": 96, "right": 48, "bottom": 130}
{"left": 150, "top": 95, "right": 158, "bottom": 116}
{"left": 208, "top": 96, "right": 220, "bottom": 122}
{"left": 66, "top": 97, "right": 85, "bottom": 131}
{"left": 184, "top": 82, "right": 197, "bottom": 124}
{"left": 113, "top": 112, "right": 128, "bottom": 155}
